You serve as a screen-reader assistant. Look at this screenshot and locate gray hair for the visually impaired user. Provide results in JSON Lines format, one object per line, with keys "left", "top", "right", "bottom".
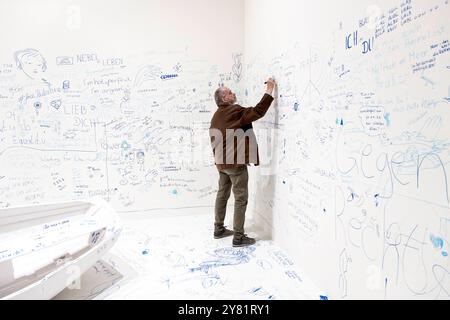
{"left": 214, "top": 87, "right": 226, "bottom": 106}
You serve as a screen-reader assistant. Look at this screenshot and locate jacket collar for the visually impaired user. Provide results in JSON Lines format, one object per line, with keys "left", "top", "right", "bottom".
{"left": 218, "top": 102, "right": 234, "bottom": 108}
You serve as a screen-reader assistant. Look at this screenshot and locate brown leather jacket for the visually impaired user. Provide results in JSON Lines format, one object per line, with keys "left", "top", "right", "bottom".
{"left": 209, "top": 93, "right": 274, "bottom": 170}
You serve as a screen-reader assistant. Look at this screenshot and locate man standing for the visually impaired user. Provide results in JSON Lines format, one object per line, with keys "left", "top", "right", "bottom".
{"left": 209, "top": 78, "right": 276, "bottom": 247}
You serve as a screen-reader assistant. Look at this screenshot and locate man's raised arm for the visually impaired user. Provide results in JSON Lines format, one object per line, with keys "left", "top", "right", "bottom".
{"left": 238, "top": 78, "right": 276, "bottom": 126}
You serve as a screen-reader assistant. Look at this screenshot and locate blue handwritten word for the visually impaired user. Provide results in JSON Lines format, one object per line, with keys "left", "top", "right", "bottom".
{"left": 103, "top": 58, "right": 123, "bottom": 66}
{"left": 160, "top": 74, "right": 179, "bottom": 80}
{"left": 362, "top": 37, "right": 375, "bottom": 54}
{"left": 44, "top": 219, "right": 70, "bottom": 229}
{"left": 345, "top": 31, "right": 358, "bottom": 50}
{"left": 56, "top": 56, "right": 74, "bottom": 65}
{"left": 77, "top": 53, "right": 99, "bottom": 63}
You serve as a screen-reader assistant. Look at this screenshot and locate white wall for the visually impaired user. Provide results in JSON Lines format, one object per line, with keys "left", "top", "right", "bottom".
{"left": 1, "top": 0, "right": 449, "bottom": 300}
{"left": 244, "top": 0, "right": 450, "bottom": 299}
{"left": 0, "top": 0, "right": 244, "bottom": 212}
{"left": 0, "top": 0, "right": 243, "bottom": 63}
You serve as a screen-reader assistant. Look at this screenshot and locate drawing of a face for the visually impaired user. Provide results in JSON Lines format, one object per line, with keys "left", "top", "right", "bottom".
{"left": 14, "top": 49, "right": 47, "bottom": 80}
{"left": 21, "top": 54, "right": 46, "bottom": 79}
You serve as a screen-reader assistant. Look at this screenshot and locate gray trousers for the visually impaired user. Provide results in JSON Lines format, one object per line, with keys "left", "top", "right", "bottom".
{"left": 214, "top": 165, "right": 249, "bottom": 238}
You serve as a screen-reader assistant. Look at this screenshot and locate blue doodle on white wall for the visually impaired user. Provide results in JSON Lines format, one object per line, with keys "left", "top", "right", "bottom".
{"left": 244, "top": 0, "right": 450, "bottom": 299}
{"left": 0, "top": 0, "right": 449, "bottom": 300}
{"left": 14, "top": 48, "right": 50, "bottom": 88}
{"left": 0, "top": 46, "right": 244, "bottom": 211}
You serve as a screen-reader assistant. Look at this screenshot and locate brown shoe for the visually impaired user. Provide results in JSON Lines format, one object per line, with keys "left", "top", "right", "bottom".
{"left": 232, "top": 234, "right": 256, "bottom": 247}
{"left": 214, "top": 228, "right": 234, "bottom": 239}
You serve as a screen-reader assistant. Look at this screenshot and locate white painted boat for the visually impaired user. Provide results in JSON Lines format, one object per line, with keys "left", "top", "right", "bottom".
{"left": 0, "top": 198, "right": 121, "bottom": 300}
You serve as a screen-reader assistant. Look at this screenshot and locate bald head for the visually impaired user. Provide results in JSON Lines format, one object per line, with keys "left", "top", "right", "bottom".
{"left": 214, "top": 87, "right": 236, "bottom": 106}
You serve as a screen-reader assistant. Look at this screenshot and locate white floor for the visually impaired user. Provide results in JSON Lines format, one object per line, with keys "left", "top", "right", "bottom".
{"left": 55, "top": 209, "right": 324, "bottom": 300}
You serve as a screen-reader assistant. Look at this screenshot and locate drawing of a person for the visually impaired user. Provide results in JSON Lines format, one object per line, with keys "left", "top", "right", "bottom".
{"left": 14, "top": 48, "right": 51, "bottom": 87}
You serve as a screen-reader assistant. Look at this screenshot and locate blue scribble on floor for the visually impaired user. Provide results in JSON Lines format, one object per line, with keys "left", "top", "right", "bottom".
{"left": 189, "top": 247, "right": 256, "bottom": 274}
